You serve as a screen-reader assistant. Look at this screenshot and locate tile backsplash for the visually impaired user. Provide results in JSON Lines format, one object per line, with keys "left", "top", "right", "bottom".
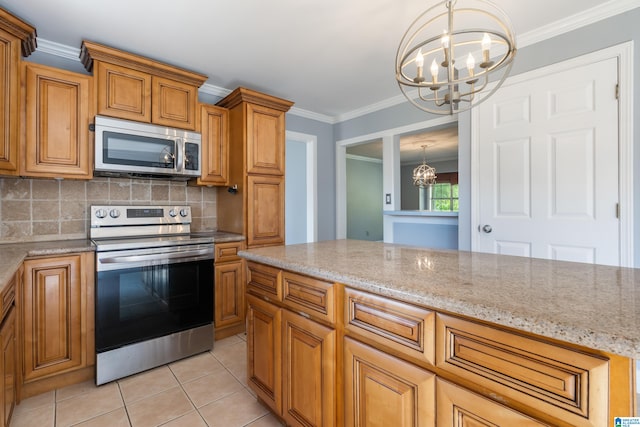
{"left": 0, "top": 177, "right": 218, "bottom": 243}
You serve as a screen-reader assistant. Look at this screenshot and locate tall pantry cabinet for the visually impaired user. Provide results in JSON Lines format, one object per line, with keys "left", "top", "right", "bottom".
{"left": 216, "top": 88, "right": 293, "bottom": 248}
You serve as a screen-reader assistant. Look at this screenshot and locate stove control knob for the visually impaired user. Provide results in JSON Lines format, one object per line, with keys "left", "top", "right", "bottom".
{"left": 109, "top": 209, "right": 121, "bottom": 219}
{"left": 95, "top": 209, "right": 108, "bottom": 219}
{"left": 179, "top": 208, "right": 189, "bottom": 217}
{"left": 169, "top": 209, "right": 178, "bottom": 217}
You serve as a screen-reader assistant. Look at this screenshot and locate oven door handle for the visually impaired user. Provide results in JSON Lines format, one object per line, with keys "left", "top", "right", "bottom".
{"left": 99, "top": 248, "right": 212, "bottom": 265}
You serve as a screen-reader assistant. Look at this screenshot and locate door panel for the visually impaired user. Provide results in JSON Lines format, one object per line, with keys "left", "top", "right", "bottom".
{"left": 476, "top": 57, "right": 619, "bottom": 266}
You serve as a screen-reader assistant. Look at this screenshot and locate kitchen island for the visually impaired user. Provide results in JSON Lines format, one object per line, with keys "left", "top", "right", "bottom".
{"left": 240, "top": 239, "right": 638, "bottom": 427}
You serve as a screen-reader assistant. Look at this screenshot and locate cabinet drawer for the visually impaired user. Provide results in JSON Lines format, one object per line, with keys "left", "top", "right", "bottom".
{"left": 282, "top": 271, "right": 335, "bottom": 324}
{"left": 436, "top": 314, "right": 608, "bottom": 427}
{"left": 215, "top": 241, "right": 244, "bottom": 263}
{"left": 247, "top": 261, "right": 282, "bottom": 301}
{"left": 437, "top": 379, "right": 550, "bottom": 426}
{"left": 345, "top": 288, "right": 435, "bottom": 365}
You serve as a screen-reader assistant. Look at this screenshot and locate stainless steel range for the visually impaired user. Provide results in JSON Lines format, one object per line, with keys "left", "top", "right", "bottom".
{"left": 90, "top": 205, "right": 215, "bottom": 385}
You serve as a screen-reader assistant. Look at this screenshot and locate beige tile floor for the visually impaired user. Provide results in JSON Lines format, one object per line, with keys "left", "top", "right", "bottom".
{"left": 10, "top": 334, "right": 284, "bottom": 427}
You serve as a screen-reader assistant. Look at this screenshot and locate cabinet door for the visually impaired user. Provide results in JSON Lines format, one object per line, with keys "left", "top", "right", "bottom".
{"left": 437, "top": 379, "right": 549, "bottom": 427}
{"left": 247, "top": 175, "right": 285, "bottom": 248}
{"left": 282, "top": 310, "right": 335, "bottom": 427}
{"left": 246, "top": 294, "right": 282, "bottom": 415}
{"left": 196, "top": 104, "right": 229, "bottom": 185}
{"left": 152, "top": 76, "right": 197, "bottom": 130}
{"left": 21, "top": 255, "right": 84, "bottom": 382}
{"left": 0, "top": 28, "right": 20, "bottom": 175}
{"left": 23, "top": 63, "right": 93, "bottom": 179}
{"left": 96, "top": 61, "right": 151, "bottom": 122}
{"left": 344, "top": 337, "right": 435, "bottom": 427}
{"left": 246, "top": 103, "right": 285, "bottom": 175}
{"left": 214, "top": 261, "right": 245, "bottom": 330}
{"left": 1, "top": 308, "right": 15, "bottom": 427}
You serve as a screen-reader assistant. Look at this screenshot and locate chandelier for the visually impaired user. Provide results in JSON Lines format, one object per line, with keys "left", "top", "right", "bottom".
{"left": 395, "top": 0, "right": 517, "bottom": 115}
{"left": 413, "top": 145, "right": 437, "bottom": 187}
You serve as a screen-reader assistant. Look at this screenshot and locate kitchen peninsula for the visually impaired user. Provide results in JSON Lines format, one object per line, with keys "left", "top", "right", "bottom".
{"left": 241, "top": 239, "right": 638, "bottom": 427}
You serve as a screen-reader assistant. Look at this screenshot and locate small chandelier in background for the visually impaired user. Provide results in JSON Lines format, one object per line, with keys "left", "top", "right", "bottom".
{"left": 395, "top": 0, "right": 517, "bottom": 115}
{"left": 413, "top": 145, "right": 437, "bottom": 187}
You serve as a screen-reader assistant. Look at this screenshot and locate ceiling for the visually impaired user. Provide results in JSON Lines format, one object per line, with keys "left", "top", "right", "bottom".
{"left": 1, "top": 0, "right": 630, "bottom": 120}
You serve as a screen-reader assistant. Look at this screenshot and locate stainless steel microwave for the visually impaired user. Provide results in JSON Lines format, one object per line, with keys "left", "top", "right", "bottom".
{"left": 93, "top": 115, "right": 201, "bottom": 179}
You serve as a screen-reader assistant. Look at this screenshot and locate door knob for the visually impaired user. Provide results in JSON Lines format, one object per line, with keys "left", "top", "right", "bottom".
{"left": 482, "top": 224, "right": 492, "bottom": 233}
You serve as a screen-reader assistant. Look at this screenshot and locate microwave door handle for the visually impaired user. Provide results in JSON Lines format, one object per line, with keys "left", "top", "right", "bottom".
{"left": 175, "top": 138, "right": 183, "bottom": 173}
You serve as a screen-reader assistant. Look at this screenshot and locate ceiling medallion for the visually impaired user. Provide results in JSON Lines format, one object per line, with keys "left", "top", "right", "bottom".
{"left": 396, "top": 0, "right": 517, "bottom": 115}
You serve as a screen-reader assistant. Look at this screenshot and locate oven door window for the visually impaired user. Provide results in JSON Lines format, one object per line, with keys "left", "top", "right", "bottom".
{"left": 102, "top": 131, "right": 176, "bottom": 169}
{"left": 96, "top": 259, "right": 213, "bottom": 352}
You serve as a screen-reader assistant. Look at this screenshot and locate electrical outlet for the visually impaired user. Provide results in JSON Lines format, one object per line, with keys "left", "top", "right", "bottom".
{"left": 385, "top": 193, "right": 391, "bottom": 204}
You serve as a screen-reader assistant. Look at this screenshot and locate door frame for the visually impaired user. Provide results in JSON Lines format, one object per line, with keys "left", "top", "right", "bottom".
{"left": 286, "top": 130, "right": 318, "bottom": 243}
{"left": 470, "top": 41, "right": 634, "bottom": 267}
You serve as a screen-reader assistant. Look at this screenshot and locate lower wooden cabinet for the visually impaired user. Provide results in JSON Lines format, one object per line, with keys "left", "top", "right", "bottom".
{"left": 0, "top": 266, "right": 18, "bottom": 427}
{"left": 247, "top": 291, "right": 337, "bottom": 427}
{"left": 282, "top": 310, "right": 336, "bottom": 427}
{"left": 19, "top": 253, "right": 95, "bottom": 399}
{"left": 214, "top": 241, "right": 245, "bottom": 340}
{"left": 1, "top": 308, "right": 15, "bottom": 427}
{"left": 436, "top": 379, "right": 549, "bottom": 427}
{"left": 247, "top": 294, "right": 282, "bottom": 414}
{"left": 344, "top": 337, "right": 435, "bottom": 427}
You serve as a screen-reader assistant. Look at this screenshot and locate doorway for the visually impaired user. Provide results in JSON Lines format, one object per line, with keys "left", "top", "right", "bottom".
{"left": 285, "top": 131, "right": 318, "bottom": 244}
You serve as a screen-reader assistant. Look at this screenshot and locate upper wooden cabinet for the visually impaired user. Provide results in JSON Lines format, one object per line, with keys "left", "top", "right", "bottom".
{"left": 216, "top": 87, "right": 293, "bottom": 248}
{"left": 193, "top": 103, "right": 229, "bottom": 186}
{"left": 0, "top": 8, "right": 36, "bottom": 176}
{"left": 21, "top": 63, "right": 93, "bottom": 179}
{"left": 80, "top": 40, "right": 207, "bottom": 130}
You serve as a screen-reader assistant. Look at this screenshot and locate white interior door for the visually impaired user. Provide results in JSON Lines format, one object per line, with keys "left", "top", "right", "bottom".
{"left": 475, "top": 57, "right": 620, "bottom": 266}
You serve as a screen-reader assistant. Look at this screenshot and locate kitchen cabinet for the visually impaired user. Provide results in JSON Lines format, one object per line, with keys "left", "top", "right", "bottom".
{"left": 19, "top": 252, "right": 95, "bottom": 399}
{"left": 80, "top": 40, "right": 207, "bottom": 130}
{"left": 193, "top": 103, "right": 229, "bottom": 186}
{"left": 0, "top": 8, "right": 36, "bottom": 176}
{"left": 344, "top": 337, "right": 435, "bottom": 427}
{"left": 246, "top": 262, "right": 337, "bottom": 426}
{"left": 0, "top": 267, "right": 18, "bottom": 427}
{"left": 21, "top": 62, "right": 93, "bottom": 179}
{"left": 216, "top": 87, "right": 293, "bottom": 248}
{"left": 214, "top": 241, "right": 245, "bottom": 339}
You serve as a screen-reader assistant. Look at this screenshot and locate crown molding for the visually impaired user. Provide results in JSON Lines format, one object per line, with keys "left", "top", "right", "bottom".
{"left": 517, "top": 0, "right": 640, "bottom": 48}
{"left": 346, "top": 154, "right": 383, "bottom": 164}
{"left": 37, "top": 38, "right": 80, "bottom": 61}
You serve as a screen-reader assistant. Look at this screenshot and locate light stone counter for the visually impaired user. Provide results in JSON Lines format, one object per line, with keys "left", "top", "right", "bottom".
{"left": 240, "top": 239, "right": 640, "bottom": 359}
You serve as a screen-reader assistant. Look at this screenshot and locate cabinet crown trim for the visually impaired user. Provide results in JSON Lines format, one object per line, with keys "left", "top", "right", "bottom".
{"left": 0, "top": 7, "right": 37, "bottom": 56}
{"left": 80, "top": 40, "right": 207, "bottom": 87}
{"left": 217, "top": 87, "right": 293, "bottom": 112}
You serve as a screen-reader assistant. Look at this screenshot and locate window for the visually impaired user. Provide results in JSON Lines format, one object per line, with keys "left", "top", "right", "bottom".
{"left": 418, "top": 172, "right": 458, "bottom": 212}
{"left": 430, "top": 182, "right": 459, "bottom": 211}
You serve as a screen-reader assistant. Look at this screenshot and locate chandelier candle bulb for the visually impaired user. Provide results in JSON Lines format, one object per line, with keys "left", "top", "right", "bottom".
{"left": 430, "top": 59, "right": 439, "bottom": 84}
{"left": 414, "top": 49, "right": 425, "bottom": 83}
{"left": 481, "top": 33, "right": 491, "bottom": 65}
{"left": 466, "top": 53, "right": 475, "bottom": 77}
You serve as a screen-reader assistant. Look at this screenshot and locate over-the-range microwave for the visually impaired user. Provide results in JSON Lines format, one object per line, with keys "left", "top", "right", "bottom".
{"left": 93, "top": 115, "right": 201, "bottom": 180}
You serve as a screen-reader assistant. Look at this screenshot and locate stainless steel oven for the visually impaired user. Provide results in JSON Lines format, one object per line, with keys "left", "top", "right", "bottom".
{"left": 91, "top": 205, "right": 215, "bottom": 385}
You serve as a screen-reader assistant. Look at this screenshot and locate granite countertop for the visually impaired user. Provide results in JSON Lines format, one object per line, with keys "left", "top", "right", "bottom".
{"left": 240, "top": 239, "right": 640, "bottom": 359}
{"left": 0, "top": 239, "right": 95, "bottom": 289}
